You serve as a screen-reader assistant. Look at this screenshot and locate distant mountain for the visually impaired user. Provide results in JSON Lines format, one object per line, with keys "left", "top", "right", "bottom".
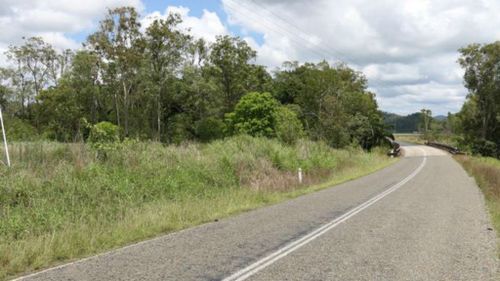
{"left": 383, "top": 112, "right": 448, "bottom": 133}
{"left": 433, "top": 115, "right": 447, "bottom": 121}
{"left": 382, "top": 112, "right": 422, "bottom": 133}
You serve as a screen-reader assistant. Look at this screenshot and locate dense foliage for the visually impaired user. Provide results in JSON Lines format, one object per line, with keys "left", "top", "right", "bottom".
{"left": 0, "top": 7, "right": 387, "bottom": 149}
{"left": 455, "top": 42, "right": 500, "bottom": 157}
{"left": 383, "top": 112, "right": 422, "bottom": 133}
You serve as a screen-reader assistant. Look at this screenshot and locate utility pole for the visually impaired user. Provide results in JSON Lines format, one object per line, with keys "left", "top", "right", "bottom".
{"left": 0, "top": 107, "right": 11, "bottom": 167}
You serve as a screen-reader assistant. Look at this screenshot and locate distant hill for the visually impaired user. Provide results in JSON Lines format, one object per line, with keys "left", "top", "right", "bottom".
{"left": 434, "top": 115, "right": 447, "bottom": 121}
{"left": 383, "top": 112, "right": 448, "bottom": 133}
{"left": 383, "top": 112, "right": 422, "bottom": 133}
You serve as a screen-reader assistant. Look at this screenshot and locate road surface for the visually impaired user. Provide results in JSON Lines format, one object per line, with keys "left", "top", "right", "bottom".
{"left": 15, "top": 144, "right": 498, "bottom": 281}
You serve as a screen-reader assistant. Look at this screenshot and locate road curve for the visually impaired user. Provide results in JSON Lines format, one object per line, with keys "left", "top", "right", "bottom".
{"left": 15, "top": 145, "right": 498, "bottom": 281}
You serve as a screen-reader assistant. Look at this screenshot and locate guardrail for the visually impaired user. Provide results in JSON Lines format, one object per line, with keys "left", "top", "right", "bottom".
{"left": 425, "top": 141, "right": 464, "bottom": 155}
{"left": 385, "top": 137, "right": 401, "bottom": 157}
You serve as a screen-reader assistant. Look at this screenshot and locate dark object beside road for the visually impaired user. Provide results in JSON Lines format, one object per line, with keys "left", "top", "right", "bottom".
{"left": 425, "top": 141, "right": 464, "bottom": 155}
{"left": 386, "top": 136, "right": 401, "bottom": 157}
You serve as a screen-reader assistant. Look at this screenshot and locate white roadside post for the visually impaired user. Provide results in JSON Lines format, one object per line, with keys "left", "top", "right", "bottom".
{"left": 298, "top": 167, "right": 303, "bottom": 184}
{"left": 0, "top": 107, "right": 11, "bottom": 167}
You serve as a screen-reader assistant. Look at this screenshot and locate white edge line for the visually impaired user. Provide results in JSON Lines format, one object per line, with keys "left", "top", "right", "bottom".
{"left": 11, "top": 213, "right": 218, "bottom": 280}
{"left": 223, "top": 148, "right": 427, "bottom": 281}
{"left": 12, "top": 148, "right": 426, "bottom": 281}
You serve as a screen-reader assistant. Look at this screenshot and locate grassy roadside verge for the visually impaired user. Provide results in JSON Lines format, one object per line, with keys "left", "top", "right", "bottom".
{"left": 0, "top": 136, "right": 396, "bottom": 279}
{"left": 454, "top": 155, "right": 500, "bottom": 251}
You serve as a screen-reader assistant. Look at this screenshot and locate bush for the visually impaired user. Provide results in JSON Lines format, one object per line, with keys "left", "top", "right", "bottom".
{"left": 472, "top": 139, "right": 498, "bottom": 157}
{"left": 88, "top": 122, "right": 120, "bottom": 143}
{"left": 225, "top": 92, "right": 279, "bottom": 137}
{"left": 87, "top": 122, "right": 120, "bottom": 159}
{"left": 4, "top": 117, "right": 38, "bottom": 141}
{"left": 195, "top": 117, "right": 225, "bottom": 142}
{"left": 274, "top": 105, "right": 304, "bottom": 144}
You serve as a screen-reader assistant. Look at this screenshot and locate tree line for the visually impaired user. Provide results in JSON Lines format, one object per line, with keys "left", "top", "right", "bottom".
{"left": 0, "top": 7, "right": 388, "bottom": 149}
{"left": 453, "top": 41, "right": 500, "bottom": 158}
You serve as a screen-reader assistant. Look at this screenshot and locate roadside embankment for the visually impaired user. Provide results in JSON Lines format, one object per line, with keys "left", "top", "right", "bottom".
{"left": 0, "top": 136, "right": 396, "bottom": 280}
{"left": 455, "top": 155, "right": 500, "bottom": 253}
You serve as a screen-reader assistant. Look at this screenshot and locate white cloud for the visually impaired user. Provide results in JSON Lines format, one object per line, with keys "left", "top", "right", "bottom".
{"left": 142, "top": 6, "right": 228, "bottom": 43}
{"left": 0, "top": 0, "right": 143, "bottom": 54}
{"left": 2, "top": 0, "right": 496, "bottom": 115}
{"left": 222, "top": 0, "right": 500, "bottom": 114}
{"left": 0, "top": 1, "right": 228, "bottom": 68}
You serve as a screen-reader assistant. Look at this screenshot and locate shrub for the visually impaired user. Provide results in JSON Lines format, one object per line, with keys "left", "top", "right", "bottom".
{"left": 472, "top": 138, "right": 498, "bottom": 158}
{"left": 274, "top": 105, "right": 304, "bottom": 144}
{"left": 4, "top": 117, "right": 38, "bottom": 141}
{"left": 225, "top": 92, "right": 280, "bottom": 137}
{"left": 88, "top": 122, "right": 120, "bottom": 143}
{"left": 87, "top": 122, "right": 120, "bottom": 159}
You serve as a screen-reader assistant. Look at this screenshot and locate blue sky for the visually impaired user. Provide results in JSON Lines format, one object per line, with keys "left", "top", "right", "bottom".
{"left": 144, "top": 0, "right": 222, "bottom": 18}
{"left": 140, "top": 0, "right": 264, "bottom": 44}
{"left": 68, "top": 0, "right": 264, "bottom": 47}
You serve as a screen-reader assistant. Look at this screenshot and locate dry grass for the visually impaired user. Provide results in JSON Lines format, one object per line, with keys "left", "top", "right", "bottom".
{"left": 394, "top": 133, "right": 425, "bottom": 144}
{"left": 455, "top": 155, "right": 500, "bottom": 251}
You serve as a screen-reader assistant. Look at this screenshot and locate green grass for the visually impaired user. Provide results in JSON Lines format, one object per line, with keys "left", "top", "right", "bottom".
{"left": 0, "top": 136, "right": 396, "bottom": 279}
{"left": 455, "top": 155, "right": 500, "bottom": 254}
{"left": 394, "top": 133, "right": 425, "bottom": 144}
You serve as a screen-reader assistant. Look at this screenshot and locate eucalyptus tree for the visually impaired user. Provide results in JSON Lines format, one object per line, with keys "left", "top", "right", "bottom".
{"left": 87, "top": 7, "right": 145, "bottom": 136}
{"left": 144, "top": 13, "right": 191, "bottom": 140}
{"left": 4, "top": 37, "right": 58, "bottom": 118}
{"left": 70, "top": 50, "right": 102, "bottom": 123}
{"left": 48, "top": 49, "right": 74, "bottom": 85}
{"left": 457, "top": 41, "right": 500, "bottom": 156}
{"left": 208, "top": 35, "right": 257, "bottom": 112}
{"left": 458, "top": 42, "right": 500, "bottom": 141}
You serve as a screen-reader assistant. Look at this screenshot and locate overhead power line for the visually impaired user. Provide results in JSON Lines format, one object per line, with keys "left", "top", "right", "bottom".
{"left": 223, "top": 0, "right": 332, "bottom": 61}
{"left": 247, "top": 0, "right": 350, "bottom": 61}
{"left": 224, "top": 0, "right": 350, "bottom": 63}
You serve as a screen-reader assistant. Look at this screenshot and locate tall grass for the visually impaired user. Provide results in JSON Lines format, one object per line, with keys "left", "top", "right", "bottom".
{"left": 0, "top": 136, "right": 395, "bottom": 279}
{"left": 455, "top": 155, "right": 500, "bottom": 248}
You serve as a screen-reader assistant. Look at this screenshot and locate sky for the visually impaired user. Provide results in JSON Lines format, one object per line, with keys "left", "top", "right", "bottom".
{"left": 1, "top": 0, "right": 500, "bottom": 115}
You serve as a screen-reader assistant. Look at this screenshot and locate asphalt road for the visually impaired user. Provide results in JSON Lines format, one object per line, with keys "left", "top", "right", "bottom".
{"left": 15, "top": 145, "right": 498, "bottom": 281}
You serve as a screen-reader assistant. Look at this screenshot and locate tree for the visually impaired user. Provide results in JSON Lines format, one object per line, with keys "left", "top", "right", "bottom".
{"left": 70, "top": 51, "right": 102, "bottom": 123}
{"left": 48, "top": 49, "right": 74, "bottom": 85}
{"left": 4, "top": 37, "right": 59, "bottom": 120}
{"left": 274, "top": 105, "right": 304, "bottom": 144}
{"left": 36, "top": 80, "right": 82, "bottom": 141}
{"left": 0, "top": 84, "right": 10, "bottom": 109}
{"left": 6, "top": 37, "right": 57, "bottom": 98}
{"left": 226, "top": 92, "right": 279, "bottom": 137}
{"left": 0, "top": 5, "right": 392, "bottom": 150}
{"left": 420, "top": 108, "right": 432, "bottom": 134}
{"left": 272, "top": 61, "right": 386, "bottom": 148}
{"left": 87, "top": 7, "right": 144, "bottom": 136}
{"left": 208, "top": 35, "right": 257, "bottom": 112}
{"left": 144, "top": 13, "right": 190, "bottom": 140}
{"left": 457, "top": 41, "right": 500, "bottom": 157}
